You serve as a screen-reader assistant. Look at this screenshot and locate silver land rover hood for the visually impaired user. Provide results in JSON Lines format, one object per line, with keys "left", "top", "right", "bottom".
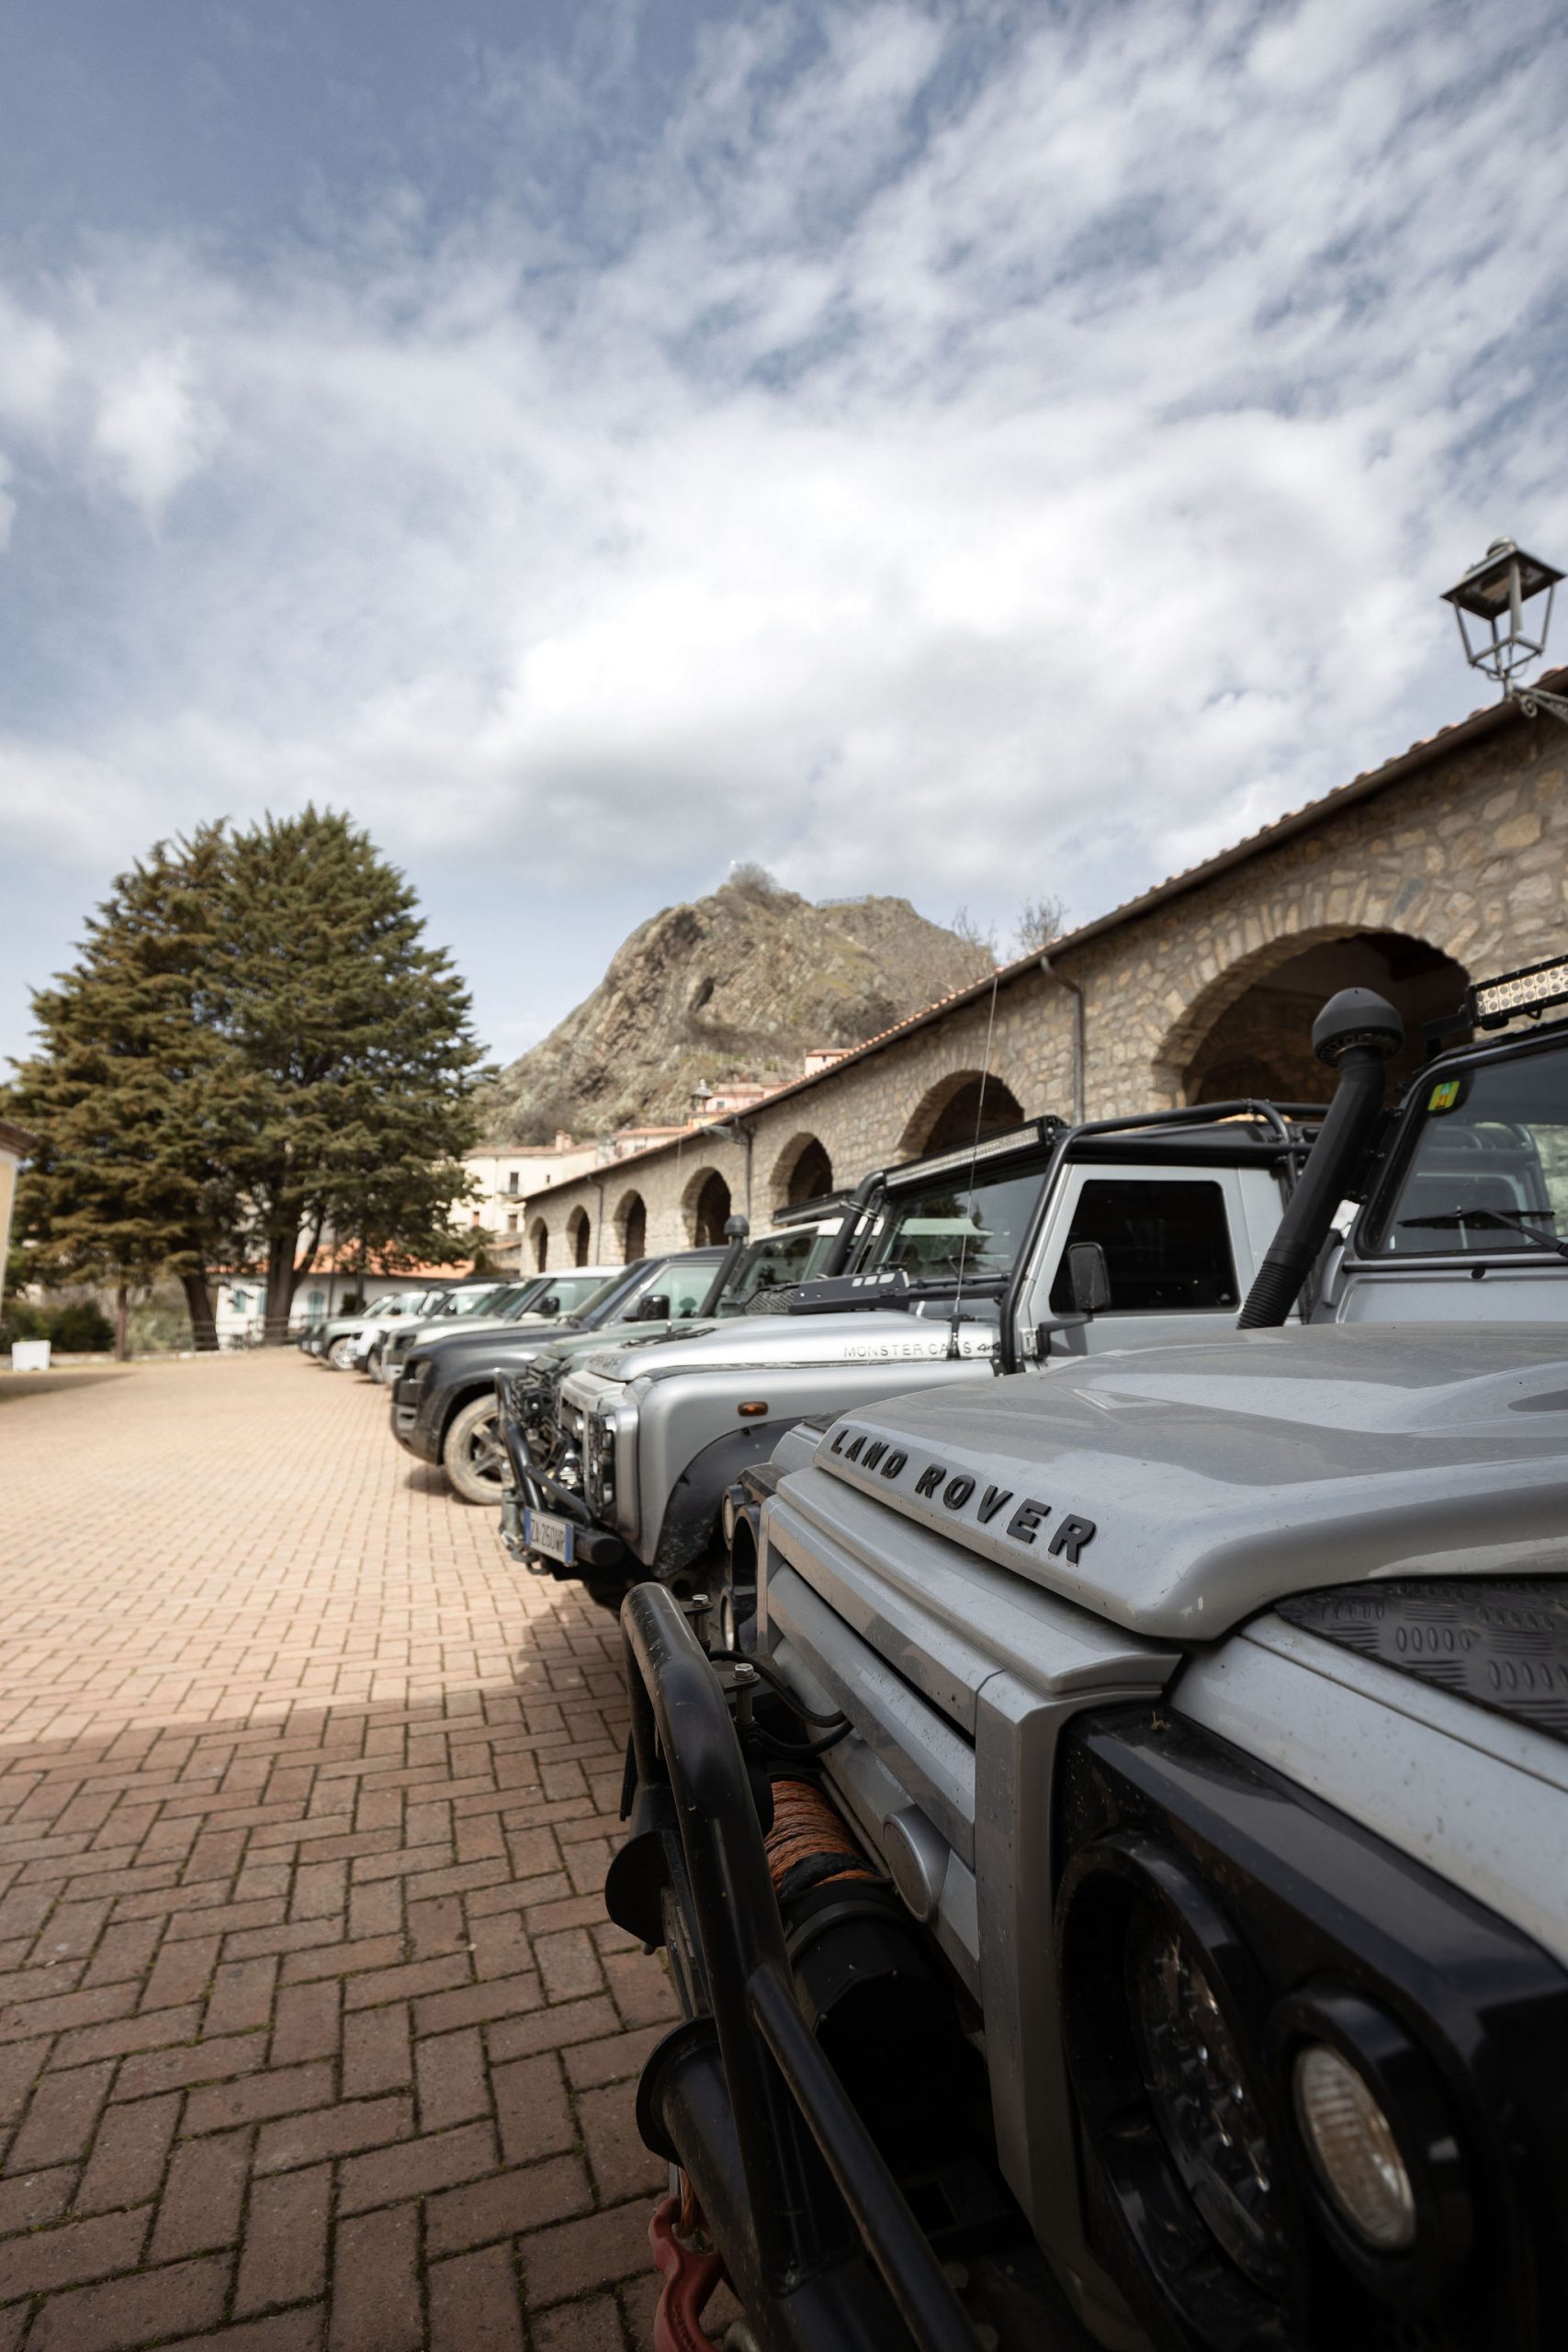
{"left": 813, "top": 1324, "right": 1568, "bottom": 1640}
{"left": 575, "top": 1307, "right": 1000, "bottom": 1387}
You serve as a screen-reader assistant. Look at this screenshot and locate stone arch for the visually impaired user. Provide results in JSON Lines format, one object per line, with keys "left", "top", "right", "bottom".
{"left": 897, "top": 1069, "right": 1026, "bottom": 1159}
{"left": 682, "top": 1165, "right": 732, "bottom": 1247}
{"left": 1155, "top": 923, "right": 1472, "bottom": 1107}
{"left": 615, "top": 1191, "right": 647, "bottom": 1264}
{"left": 567, "top": 1206, "right": 592, "bottom": 1266}
{"left": 528, "top": 1217, "right": 549, "bottom": 1272}
{"left": 769, "top": 1132, "right": 834, "bottom": 1213}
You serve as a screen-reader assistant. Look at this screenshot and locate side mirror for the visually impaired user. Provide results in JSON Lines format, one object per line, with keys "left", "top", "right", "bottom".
{"left": 538, "top": 1294, "right": 560, "bottom": 1317}
{"left": 1066, "top": 1240, "right": 1112, "bottom": 1316}
{"left": 636, "top": 1293, "right": 671, "bottom": 1322}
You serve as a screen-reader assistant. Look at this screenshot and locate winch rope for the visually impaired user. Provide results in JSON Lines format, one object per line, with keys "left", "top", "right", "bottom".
{"left": 764, "top": 1777, "right": 877, "bottom": 1906}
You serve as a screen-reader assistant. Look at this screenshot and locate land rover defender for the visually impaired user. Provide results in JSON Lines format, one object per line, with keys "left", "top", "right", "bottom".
{"left": 612, "top": 963, "right": 1568, "bottom": 2352}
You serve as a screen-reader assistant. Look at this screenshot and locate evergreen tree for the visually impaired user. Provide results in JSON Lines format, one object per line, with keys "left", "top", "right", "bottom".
{"left": 212, "top": 809, "right": 484, "bottom": 1342}
{"left": 6, "top": 828, "right": 239, "bottom": 1351}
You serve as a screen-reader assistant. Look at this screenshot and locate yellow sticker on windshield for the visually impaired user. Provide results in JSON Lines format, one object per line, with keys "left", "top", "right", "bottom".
{"left": 1427, "top": 1079, "right": 1461, "bottom": 1113}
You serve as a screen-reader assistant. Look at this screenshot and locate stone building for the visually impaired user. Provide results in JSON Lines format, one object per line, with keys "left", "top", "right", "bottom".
{"left": 513, "top": 689, "right": 1565, "bottom": 1268}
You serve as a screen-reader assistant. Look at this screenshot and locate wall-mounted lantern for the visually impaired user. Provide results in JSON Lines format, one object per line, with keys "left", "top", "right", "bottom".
{"left": 1442, "top": 537, "right": 1568, "bottom": 724}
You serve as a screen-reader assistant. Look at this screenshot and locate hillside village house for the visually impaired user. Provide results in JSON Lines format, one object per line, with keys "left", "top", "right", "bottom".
{"left": 595, "top": 1125, "right": 691, "bottom": 1163}
{"left": 512, "top": 680, "right": 1568, "bottom": 1269}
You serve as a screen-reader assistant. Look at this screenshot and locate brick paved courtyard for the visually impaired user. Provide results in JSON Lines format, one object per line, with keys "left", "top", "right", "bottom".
{"left": 0, "top": 1352, "right": 683, "bottom": 2351}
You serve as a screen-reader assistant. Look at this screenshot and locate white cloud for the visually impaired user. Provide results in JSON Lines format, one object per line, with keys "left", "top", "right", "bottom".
{"left": 2, "top": 0, "right": 1567, "bottom": 961}
{"left": 91, "top": 344, "right": 223, "bottom": 514}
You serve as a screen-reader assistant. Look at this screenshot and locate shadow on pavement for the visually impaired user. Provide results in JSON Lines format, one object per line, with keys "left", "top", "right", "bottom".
{"left": 0, "top": 1368, "right": 132, "bottom": 1405}
{"left": 0, "top": 1596, "right": 679, "bottom": 2348}
{"left": 401, "top": 1461, "right": 451, "bottom": 1497}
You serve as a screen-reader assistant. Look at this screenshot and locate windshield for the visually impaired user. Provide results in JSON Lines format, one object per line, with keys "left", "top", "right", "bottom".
{"left": 568, "top": 1267, "right": 649, "bottom": 1320}
{"left": 506, "top": 1272, "right": 606, "bottom": 1319}
{"left": 716, "top": 1225, "right": 838, "bottom": 1311}
{"left": 860, "top": 1158, "right": 1046, "bottom": 1283}
{"left": 489, "top": 1281, "right": 545, "bottom": 1316}
{"left": 1363, "top": 1041, "right": 1568, "bottom": 1256}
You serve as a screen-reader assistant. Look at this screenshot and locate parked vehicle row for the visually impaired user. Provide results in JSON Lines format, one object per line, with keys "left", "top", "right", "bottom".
{"left": 301, "top": 1279, "right": 476, "bottom": 1370}
{"left": 499, "top": 1099, "right": 1325, "bottom": 1627}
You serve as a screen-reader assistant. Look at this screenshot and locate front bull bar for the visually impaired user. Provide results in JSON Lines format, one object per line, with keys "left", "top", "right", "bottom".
{"left": 493, "top": 1376, "right": 626, "bottom": 1572}
{"left": 615, "top": 1581, "right": 979, "bottom": 2352}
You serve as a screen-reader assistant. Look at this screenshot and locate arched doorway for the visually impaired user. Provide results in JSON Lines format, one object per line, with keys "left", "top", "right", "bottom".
{"left": 687, "top": 1168, "right": 732, "bottom": 1247}
{"left": 567, "top": 1207, "right": 592, "bottom": 1266}
{"left": 529, "top": 1218, "right": 549, "bottom": 1272}
{"left": 899, "top": 1070, "right": 1026, "bottom": 1158}
{"left": 771, "top": 1134, "right": 834, "bottom": 1211}
{"left": 1180, "top": 931, "right": 1471, "bottom": 1107}
{"left": 617, "top": 1192, "right": 647, "bottom": 1263}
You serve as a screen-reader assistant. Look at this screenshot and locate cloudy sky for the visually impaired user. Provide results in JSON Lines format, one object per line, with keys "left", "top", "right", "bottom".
{"left": 3, "top": 0, "right": 1567, "bottom": 1069}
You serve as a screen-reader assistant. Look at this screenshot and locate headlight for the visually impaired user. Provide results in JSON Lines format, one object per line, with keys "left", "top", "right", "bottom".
{"left": 1128, "top": 1906, "right": 1286, "bottom": 2287}
{"left": 1058, "top": 1835, "right": 1298, "bottom": 2340}
{"left": 1057, "top": 1712, "right": 1499, "bottom": 2348}
{"left": 1292, "top": 2042, "right": 1415, "bottom": 2252}
{"left": 589, "top": 1413, "right": 615, "bottom": 1507}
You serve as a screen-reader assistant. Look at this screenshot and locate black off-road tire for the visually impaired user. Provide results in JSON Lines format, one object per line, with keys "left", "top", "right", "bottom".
{"left": 442, "top": 1395, "right": 510, "bottom": 1506}
{"left": 325, "top": 1335, "right": 356, "bottom": 1371}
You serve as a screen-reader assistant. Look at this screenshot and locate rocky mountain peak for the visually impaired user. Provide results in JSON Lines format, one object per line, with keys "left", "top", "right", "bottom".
{"left": 484, "top": 874, "right": 994, "bottom": 1143}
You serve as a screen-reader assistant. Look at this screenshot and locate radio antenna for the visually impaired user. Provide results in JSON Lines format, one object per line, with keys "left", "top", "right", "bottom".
{"left": 948, "top": 969, "right": 1000, "bottom": 1357}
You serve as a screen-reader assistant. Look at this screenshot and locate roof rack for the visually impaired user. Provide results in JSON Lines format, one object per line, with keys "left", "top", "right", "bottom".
{"left": 885, "top": 1114, "right": 1068, "bottom": 1190}
{"left": 1064, "top": 1097, "right": 1324, "bottom": 1151}
{"left": 768, "top": 1190, "right": 854, "bottom": 1227}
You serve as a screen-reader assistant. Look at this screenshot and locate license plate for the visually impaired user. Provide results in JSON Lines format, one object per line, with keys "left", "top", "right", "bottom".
{"left": 524, "top": 1510, "right": 575, "bottom": 1566}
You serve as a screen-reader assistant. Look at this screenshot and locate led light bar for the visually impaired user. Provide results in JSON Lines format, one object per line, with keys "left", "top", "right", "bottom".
{"left": 887, "top": 1114, "right": 1067, "bottom": 1190}
{"left": 1468, "top": 953, "right": 1568, "bottom": 1030}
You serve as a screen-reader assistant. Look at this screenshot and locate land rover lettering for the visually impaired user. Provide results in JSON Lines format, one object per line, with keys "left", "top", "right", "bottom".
{"left": 1048, "top": 1512, "right": 1096, "bottom": 1564}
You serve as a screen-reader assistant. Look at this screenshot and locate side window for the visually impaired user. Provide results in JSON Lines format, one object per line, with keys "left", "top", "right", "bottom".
{"left": 665, "top": 1263, "right": 720, "bottom": 1317}
{"left": 1048, "top": 1180, "right": 1237, "bottom": 1313}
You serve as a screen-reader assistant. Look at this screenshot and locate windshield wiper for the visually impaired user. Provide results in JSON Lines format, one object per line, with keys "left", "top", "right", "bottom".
{"left": 1397, "top": 1206, "right": 1568, "bottom": 1261}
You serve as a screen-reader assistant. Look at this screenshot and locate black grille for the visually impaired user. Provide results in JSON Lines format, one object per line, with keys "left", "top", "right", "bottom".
{"left": 1278, "top": 1578, "right": 1568, "bottom": 1744}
